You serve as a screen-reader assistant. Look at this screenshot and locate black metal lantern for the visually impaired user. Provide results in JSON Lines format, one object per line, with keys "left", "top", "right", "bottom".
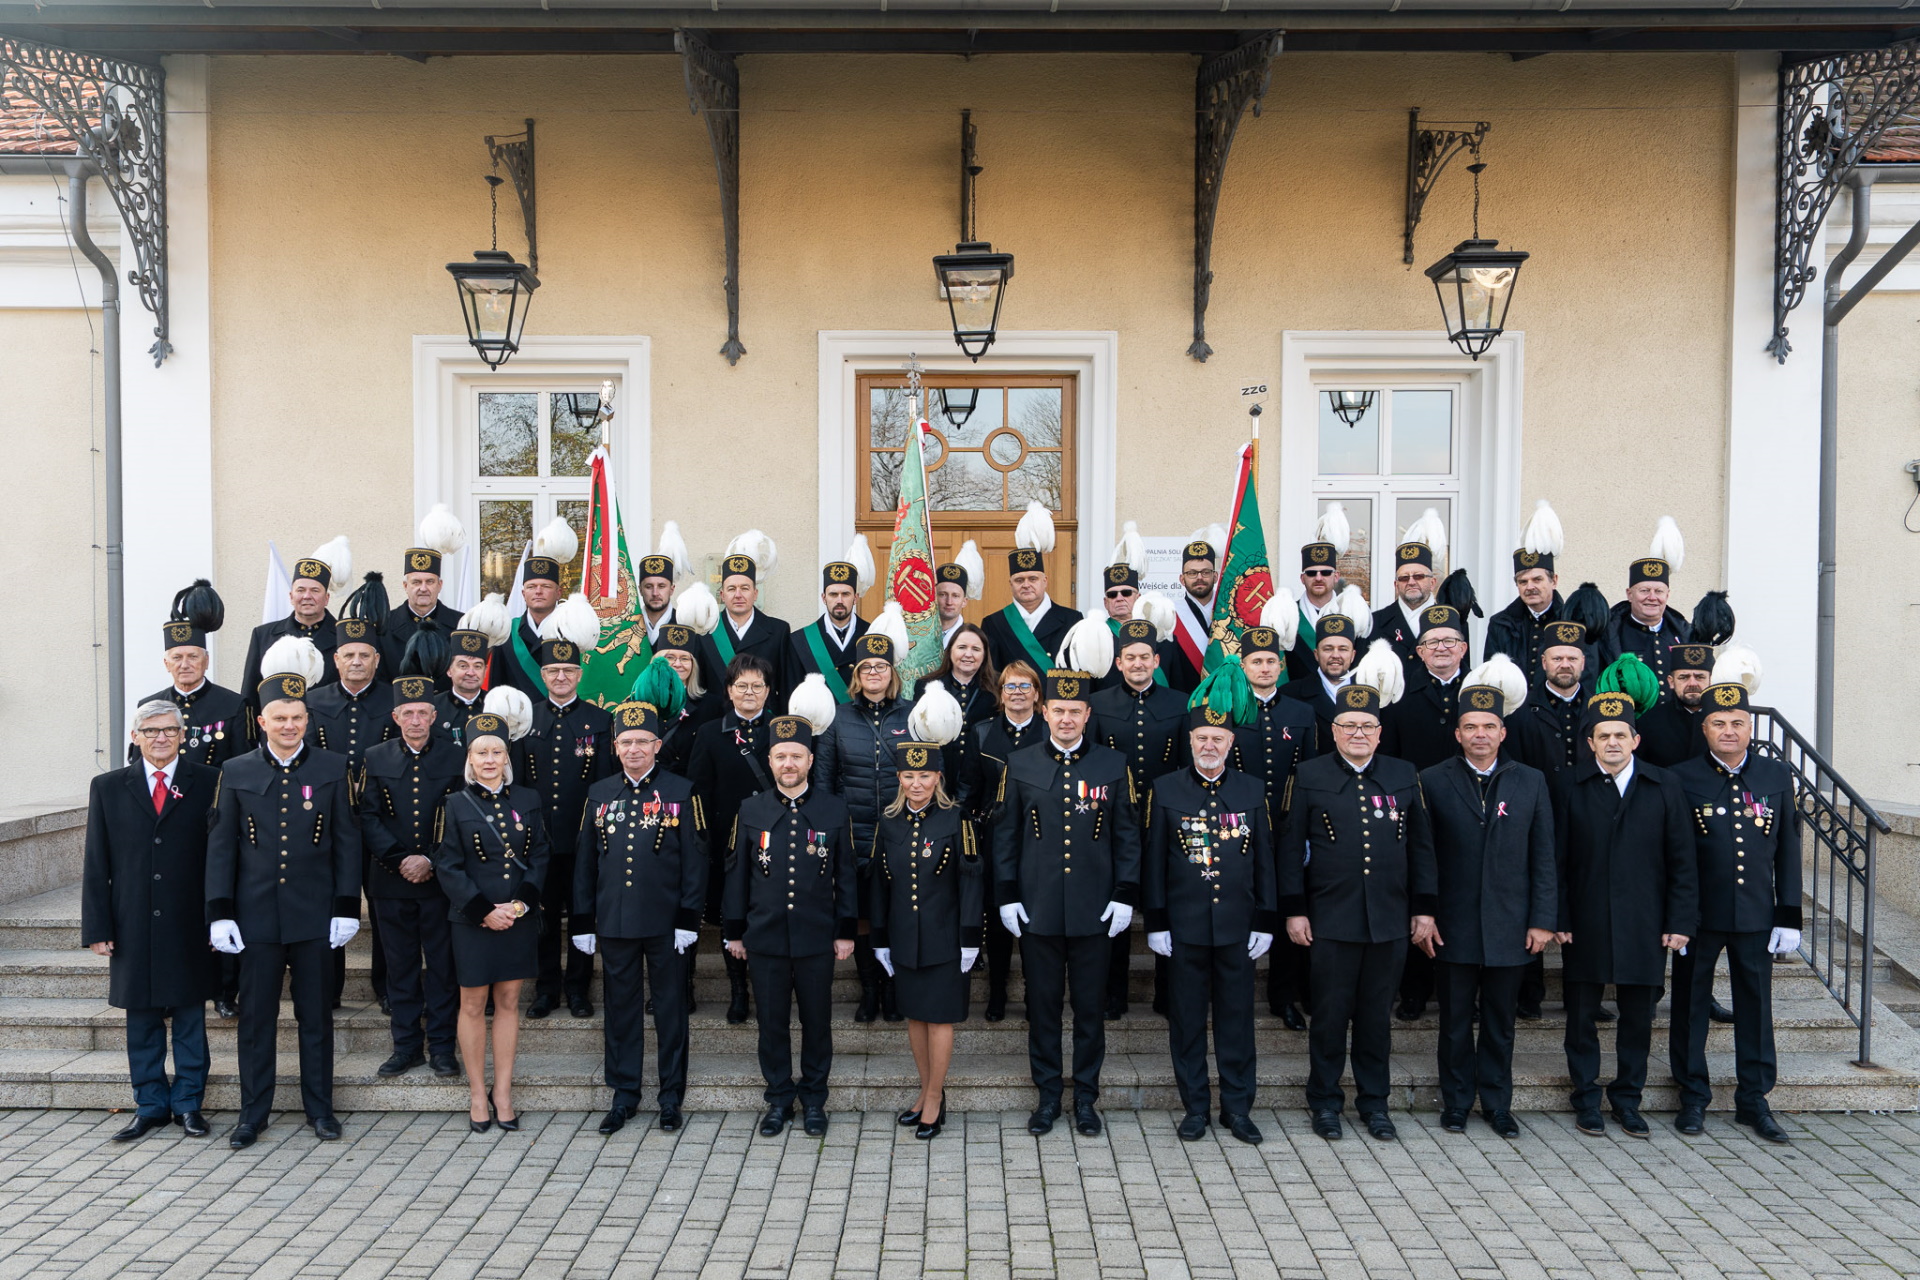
{"left": 937, "top": 386, "right": 979, "bottom": 428}
{"left": 1327, "top": 390, "right": 1376, "bottom": 428}
{"left": 446, "top": 249, "right": 539, "bottom": 370}
{"left": 561, "top": 391, "right": 602, "bottom": 430}
{"left": 933, "top": 241, "right": 1014, "bottom": 361}
{"left": 1425, "top": 239, "right": 1528, "bottom": 360}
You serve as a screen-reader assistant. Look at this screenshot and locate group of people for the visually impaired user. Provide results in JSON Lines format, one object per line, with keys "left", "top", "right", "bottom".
{"left": 80, "top": 496, "right": 1802, "bottom": 1150}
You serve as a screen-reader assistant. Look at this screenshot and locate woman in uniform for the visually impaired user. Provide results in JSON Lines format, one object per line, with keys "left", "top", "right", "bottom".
{"left": 434, "top": 705, "right": 550, "bottom": 1133}
{"left": 871, "top": 743, "right": 982, "bottom": 1139}
{"left": 915, "top": 623, "right": 998, "bottom": 781}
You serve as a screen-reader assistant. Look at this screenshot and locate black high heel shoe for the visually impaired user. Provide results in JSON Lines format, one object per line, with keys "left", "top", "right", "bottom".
{"left": 493, "top": 1096, "right": 520, "bottom": 1132}
{"left": 469, "top": 1103, "right": 493, "bottom": 1134}
{"left": 915, "top": 1094, "right": 946, "bottom": 1141}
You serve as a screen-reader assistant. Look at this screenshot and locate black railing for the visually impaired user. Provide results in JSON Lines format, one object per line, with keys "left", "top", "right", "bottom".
{"left": 1750, "top": 705, "right": 1892, "bottom": 1065}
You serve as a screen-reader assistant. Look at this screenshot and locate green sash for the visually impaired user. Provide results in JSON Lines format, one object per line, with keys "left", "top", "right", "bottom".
{"left": 711, "top": 614, "right": 741, "bottom": 668}
{"left": 999, "top": 603, "right": 1055, "bottom": 673}
{"left": 1297, "top": 606, "right": 1317, "bottom": 651}
{"left": 508, "top": 620, "right": 548, "bottom": 699}
{"left": 800, "top": 622, "right": 853, "bottom": 703}
{"left": 1106, "top": 618, "right": 1169, "bottom": 687}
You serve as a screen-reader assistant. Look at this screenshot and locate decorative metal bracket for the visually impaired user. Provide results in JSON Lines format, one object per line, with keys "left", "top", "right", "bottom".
{"left": 484, "top": 119, "right": 537, "bottom": 274}
{"left": 0, "top": 35, "right": 170, "bottom": 364}
{"left": 676, "top": 28, "right": 746, "bottom": 365}
{"left": 1403, "top": 110, "right": 1490, "bottom": 266}
{"left": 1189, "top": 31, "right": 1281, "bottom": 363}
{"left": 959, "top": 108, "right": 982, "bottom": 242}
{"left": 1770, "top": 41, "right": 1920, "bottom": 361}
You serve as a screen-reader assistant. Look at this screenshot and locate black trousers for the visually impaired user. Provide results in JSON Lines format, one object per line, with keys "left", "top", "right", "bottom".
{"left": 1021, "top": 932, "right": 1109, "bottom": 1106}
{"left": 535, "top": 854, "right": 594, "bottom": 1000}
{"left": 980, "top": 872, "right": 1014, "bottom": 994}
{"left": 238, "top": 937, "right": 334, "bottom": 1127}
{"left": 749, "top": 950, "right": 835, "bottom": 1108}
{"left": 1307, "top": 936, "right": 1406, "bottom": 1114}
{"left": 1564, "top": 980, "right": 1661, "bottom": 1113}
{"left": 1399, "top": 944, "right": 1435, "bottom": 1009}
{"left": 1671, "top": 929, "right": 1777, "bottom": 1113}
{"left": 1517, "top": 953, "right": 1546, "bottom": 1013}
{"left": 1167, "top": 940, "right": 1256, "bottom": 1117}
{"left": 1266, "top": 937, "right": 1312, "bottom": 1011}
{"left": 1434, "top": 959, "right": 1526, "bottom": 1115}
{"left": 219, "top": 953, "right": 241, "bottom": 1003}
{"left": 602, "top": 935, "right": 688, "bottom": 1110}
{"left": 371, "top": 897, "right": 457, "bottom": 1057}
{"left": 125, "top": 1005, "right": 208, "bottom": 1118}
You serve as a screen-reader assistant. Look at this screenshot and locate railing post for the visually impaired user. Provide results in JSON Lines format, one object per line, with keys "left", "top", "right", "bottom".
{"left": 1861, "top": 825, "right": 1876, "bottom": 1066}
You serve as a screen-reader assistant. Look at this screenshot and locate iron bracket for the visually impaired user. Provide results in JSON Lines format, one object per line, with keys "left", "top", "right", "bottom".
{"left": 1189, "top": 31, "right": 1281, "bottom": 363}
{"left": 1403, "top": 109, "right": 1490, "bottom": 266}
{"left": 676, "top": 28, "right": 746, "bottom": 365}
{"left": 484, "top": 119, "right": 538, "bottom": 274}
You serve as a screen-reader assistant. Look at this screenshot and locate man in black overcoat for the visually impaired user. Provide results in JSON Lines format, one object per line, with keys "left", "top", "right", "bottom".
{"left": 1278, "top": 611, "right": 1359, "bottom": 756}
{"left": 239, "top": 553, "right": 341, "bottom": 710}
{"left": 82, "top": 699, "right": 222, "bottom": 1140}
{"left": 1635, "top": 644, "right": 1712, "bottom": 769}
{"left": 979, "top": 546, "right": 1082, "bottom": 679}
{"left": 696, "top": 553, "right": 798, "bottom": 711}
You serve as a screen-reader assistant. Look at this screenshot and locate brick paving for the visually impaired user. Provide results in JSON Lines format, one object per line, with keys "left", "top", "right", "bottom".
{"left": 0, "top": 1108, "right": 1917, "bottom": 1279}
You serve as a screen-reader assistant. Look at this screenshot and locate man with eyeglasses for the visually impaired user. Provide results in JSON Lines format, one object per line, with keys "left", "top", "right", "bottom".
{"left": 1280, "top": 612, "right": 1360, "bottom": 756}
{"left": 1286, "top": 537, "right": 1346, "bottom": 684}
{"left": 1279, "top": 681, "right": 1436, "bottom": 1143}
{"left": 1160, "top": 540, "right": 1218, "bottom": 694}
{"left": 1371, "top": 536, "right": 1442, "bottom": 675}
{"left": 957, "top": 662, "right": 1047, "bottom": 1021}
{"left": 1093, "top": 562, "right": 1143, "bottom": 691}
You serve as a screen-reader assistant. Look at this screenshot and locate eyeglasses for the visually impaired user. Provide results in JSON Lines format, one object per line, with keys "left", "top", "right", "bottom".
{"left": 1105, "top": 589, "right": 1136, "bottom": 600}
{"left": 730, "top": 682, "right": 768, "bottom": 693}
{"left": 1331, "top": 721, "right": 1379, "bottom": 735}
{"left": 1418, "top": 637, "right": 1465, "bottom": 650}
{"left": 1302, "top": 569, "right": 1335, "bottom": 578}
{"left": 1001, "top": 681, "right": 1035, "bottom": 693}
{"left": 134, "top": 727, "right": 182, "bottom": 738}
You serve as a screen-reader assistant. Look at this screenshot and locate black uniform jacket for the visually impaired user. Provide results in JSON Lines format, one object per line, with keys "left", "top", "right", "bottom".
{"left": 869, "top": 804, "right": 984, "bottom": 967}
{"left": 1277, "top": 752, "right": 1438, "bottom": 945}
{"left": 1156, "top": 595, "right": 1214, "bottom": 695}
{"left": 1370, "top": 601, "right": 1427, "bottom": 674}
{"left": 990, "top": 740, "right": 1143, "bottom": 938}
{"left": 304, "top": 679, "right": 396, "bottom": 767}
{"left": 1635, "top": 698, "right": 1708, "bottom": 770}
{"left": 1669, "top": 754, "right": 1803, "bottom": 934}
{"left": 686, "top": 709, "right": 776, "bottom": 860}
{"left": 240, "top": 612, "right": 339, "bottom": 710}
{"left": 979, "top": 599, "right": 1082, "bottom": 677}
{"left": 1092, "top": 681, "right": 1190, "bottom": 801}
{"left": 1503, "top": 685, "right": 1593, "bottom": 778}
{"left": 1484, "top": 593, "right": 1565, "bottom": 674}
{"left": 206, "top": 745, "right": 362, "bottom": 945}
{"left": 1420, "top": 756, "right": 1556, "bottom": 969}
{"left": 724, "top": 787, "right": 859, "bottom": 956}
{"left": 955, "top": 714, "right": 1043, "bottom": 823}
{"left": 1230, "top": 692, "right": 1318, "bottom": 819}
{"left": 789, "top": 615, "right": 871, "bottom": 692}
{"left": 81, "top": 761, "right": 221, "bottom": 1009}
{"left": 431, "top": 689, "right": 486, "bottom": 745}
{"left": 812, "top": 694, "right": 916, "bottom": 857}
{"left": 381, "top": 600, "right": 464, "bottom": 677}
{"left": 485, "top": 614, "right": 549, "bottom": 700}
{"left": 916, "top": 672, "right": 997, "bottom": 782}
{"left": 129, "top": 682, "right": 249, "bottom": 768}
{"left": 357, "top": 734, "right": 466, "bottom": 900}
{"left": 432, "top": 782, "right": 551, "bottom": 924}
{"left": 1144, "top": 766, "right": 1277, "bottom": 945}
{"left": 1279, "top": 673, "right": 1344, "bottom": 758}
{"left": 658, "top": 690, "right": 723, "bottom": 779}
{"left": 1552, "top": 760, "right": 1699, "bottom": 987}
{"left": 574, "top": 767, "right": 707, "bottom": 939}
{"left": 696, "top": 610, "right": 797, "bottom": 711}
{"left": 1381, "top": 667, "right": 1467, "bottom": 772}
{"left": 512, "top": 697, "right": 616, "bottom": 850}
{"left": 1597, "top": 602, "right": 1694, "bottom": 683}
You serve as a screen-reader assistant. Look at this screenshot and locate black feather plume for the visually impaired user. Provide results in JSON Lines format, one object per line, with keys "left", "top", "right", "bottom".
{"left": 169, "top": 578, "right": 225, "bottom": 634}
{"left": 1437, "top": 568, "right": 1481, "bottom": 619}
{"left": 399, "top": 618, "right": 449, "bottom": 679}
{"left": 1690, "top": 590, "right": 1736, "bottom": 645}
{"left": 342, "top": 571, "right": 389, "bottom": 630}
{"left": 1564, "top": 582, "right": 1610, "bottom": 636}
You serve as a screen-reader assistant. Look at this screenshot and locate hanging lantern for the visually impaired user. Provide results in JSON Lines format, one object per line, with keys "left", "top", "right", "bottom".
{"left": 1425, "top": 239, "right": 1528, "bottom": 360}
{"left": 933, "top": 241, "right": 1015, "bottom": 362}
{"left": 446, "top": 249, "right": 539, "bottom": 370}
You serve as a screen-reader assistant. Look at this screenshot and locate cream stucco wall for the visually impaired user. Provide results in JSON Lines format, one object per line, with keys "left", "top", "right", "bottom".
{"left": 200, "top": 50, "right": 1738, "bottom": 694}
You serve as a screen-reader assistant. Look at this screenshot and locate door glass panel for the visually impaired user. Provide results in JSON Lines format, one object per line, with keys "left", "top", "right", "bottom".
{"left": 1007, "top": 453, "right": 1065, "bottom": 511}
{"left": 478, "top": 393, "right": 538, "bottom": 477}
{"left": 928, "top": 450, "right": 1004, "bottom": 510}
{"left": 1395, "top": 498, "right": 1452, "bottom": 574}
{"left": 1008, "top": 387, "right": 1062, "bottom": 446}
{"left": 986, "top": 430, "right": 1025, "bottom": 467}
{"left": 1318, "top": 394, "right": 1380, "bottom": 475}
{"left": 1318, "top": 497, "right": 1373, "bottom": 604}
{"left": 869, "top": 388, "right": 912, "bottom": 449}
{"left": 479, "top": 499, "right": 533, "bottom": 597}
{"left": 869, "top": 451, "right": 904, "bottom": 513}
{"left": 556, "top": 498, "right": 590, "bottom": 594}
{"left": 1391, "top": 390, "right": 1453, "bottom": 475}
{"left": 548, "top": 393, "right": 598, "bottom": 477}
{"left": 918, "top": 428, "right": 946, "bottom": 469}
{"left": 931, "top": 386, "right": 1001, "bottom": 447}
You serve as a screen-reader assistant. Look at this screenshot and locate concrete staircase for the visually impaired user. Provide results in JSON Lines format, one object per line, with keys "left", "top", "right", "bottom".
{"left": 5, "top": 883, "right": 1917, "bottom": 1116}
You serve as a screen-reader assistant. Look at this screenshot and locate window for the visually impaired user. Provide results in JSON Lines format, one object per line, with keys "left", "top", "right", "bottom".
{"left": 1311, "top": 386, "right": 1462, "bottom": 603}
{"left": 469, "top": 386, "right": 605, "bottom": 597}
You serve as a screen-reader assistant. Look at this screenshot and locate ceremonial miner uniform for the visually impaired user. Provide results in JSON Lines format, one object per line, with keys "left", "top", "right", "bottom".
{"left": 697, "top": 554, "right": 798, "bottom": 709}
{"left": 1598, "top": 556, "right": 1695, "bottom": 684}
{"left": 1635, "top": 644, "right": 1713, "bottom": 769}
{"left": 956, "top": 709, "right": 1044, "bottom": 1018}
{"left": 980, "top": 547, "right": 1083, "bottom": 676}
{"left": 381, "top": 544, "right": 463, "bottom": 677}
{"left": 790, "top": 559, "right": 871, "bottom": 697}
{"left": 135, "top": 617, "right": 249, "bottom": 768}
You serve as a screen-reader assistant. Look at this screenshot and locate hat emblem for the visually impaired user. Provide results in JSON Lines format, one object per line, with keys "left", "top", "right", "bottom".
{"left": 395, "top": 676, "right": 433, "bottom": 700}
{"left": 1308, "top": 545, "right": 1331, "bottom": 564}
{"left": 775, "top": 719, "right": 797, "bottom": 739}
{"left": 470, "top": 713, "right": 502, "bottom": 735}
{"left": 619, "top": 704, "right": 647, "bottom": 728}
{"left": 1120, "top": 620, "right": 1152, "bottom": 641}
{"left": 938, "top": 564, "right": 963, "bottom": 582}
{"left": 1014, "top": 550, "right": 1039, "bottom": 571}
{"left": 863, "top": 635, "right": 890, "bottom": 655}
{"left": 1597, "top": 695, "right": 1626, "bottom": 717}
{"left": 552, "top": 642, "right": 575, "bottom": 662}
{"left": 1425, "top": 606, "right": 1449, "bottom": 625}
{"left": 1342, "top": 687, "right": 1370, "bottom": 708}
{"left": 1245, "top": 627, "right": 1276, "bottom": 648}
{"left": 662, "top": 625, "right": 690, "bottom": 647}
{"left": 294, "top": 558, "right": 327, "bottom": 581}
{"left": 165, "top": 622, "right": 192, "bottom": 643}
{"left": 342, "top": 620, "right": 369, "bottom": 640}
{"left": 1107, "top": 565, "right": 1128, "bottom": 584}
{"left": 1054, "top": 677, "right": 1080, "bottom": 699}
{"left": 1185, "top": 541, "right": 1212, "bottom": 560}
{"left": 828, "top": 563, "right": 852, "bottom": 583}
{"left": 1203, "top": 708, "right": 1228, "bottom": 726}
{"left": 457, "top": 633, "right": 483, "bottom": 653}
{"left": 724, "top": 555, "right": 752, "bottom": 575}
{"left": 1399, "top": 544, "right": 1421, "bottom": 561}
{"left": 284, "top": 675, "right": 307, "bottom": 698}
{"left": 1518, "top": 550, "right": 1540, "bottom": 567}
{"left": 1548, "top": 623, "right": 1582, "bottom": 645}
{"left": 1682, "top": 646, "right": 1708, "bottom": 665}
{"left": 1470, "top": 689, "right": 1496, "bottom": 711}
{"left": 1714, "top": 685, "right": 1742, "bottom": 707}
{"left": 1321, "top": 616, "right": 1350, "bottom": 636}
{"left": 904, "top": 746, "right": 929, "bottom": 769}
{"left": 409, "top": 550, "right": 434, "bottom": 572}
{"left": 641, "top": 555, "right": 668, "bottom": 577}
{"left": 1640, "top": 560, "right": 1665, "bottom": 578}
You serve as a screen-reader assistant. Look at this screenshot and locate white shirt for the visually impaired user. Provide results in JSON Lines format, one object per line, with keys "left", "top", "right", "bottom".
{"left": 1050, "top": 735, "right": 1084, "bottom": 754}
{"left": 1398, "top": 599, "right": 1431, "bottom": 634}
{"left": 1529, "top": 603, "right": 1552, "bottom": 621}
{"left": 823, "top": 616, "right": 856, "bottom": 648}
{"left": 1005, "top": 715, "right": 1034, "bottom": 731}
{"left": 1319, "top": 671, "right": 1353, "bottom": 701}
{"left": 1300, "top": 597, "right": 1335, "bottom": 625}
{"left": 266, "top": 745, "right": 301, "bottom": 767}
{"left": 644, "top": 607, "right": 674, "bottom": 643}
{"left": 1605, "top": 759, "right": 1636, "bottom": 796}
{"left": 1546, "top": 683, "right": 1579, "bottom": 703}
{"left": 1467, "top": 758, "right": 1498, "bottom": 779}
{"left": 171, "top": 679, "right": 209, "bottom": 698}
{"left": 550, "top": 695, "right": 578, "bottom": 711}
{"left": 1255, "top": 688, "right": 1279, "bottom": 705}
{"left": 143, "top": 758, "right": 178, "bottom": 797}
{"left": 1716, "top": 752, "right": 1750, "bottom": 774}
{"left": 727, "top": 610, "right": 756, "bottom": 640}
{"left": 1014, "top": 597, "right": 1053, "bottom": 632}
{"left": 940, "top": 620, "right": 962, "bottom": 649}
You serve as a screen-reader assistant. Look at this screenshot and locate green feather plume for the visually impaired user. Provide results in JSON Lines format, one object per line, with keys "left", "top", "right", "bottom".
{"left": 626, "top": 653, "right": 688, "bottom": 721}
{"left": 1596, "top": 653, "right": 1660, "bottom": 713}
{"left": 1187, "top": 655, "right": 1258, "bottom": 727}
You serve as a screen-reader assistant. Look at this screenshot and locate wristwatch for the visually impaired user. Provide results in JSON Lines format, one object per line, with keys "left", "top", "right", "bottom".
{"left": 511, "top": 900, "right": 528, "bottom": 919}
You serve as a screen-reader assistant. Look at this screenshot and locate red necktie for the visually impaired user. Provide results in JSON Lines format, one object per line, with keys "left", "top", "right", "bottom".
{"left": 152, "top": 773, "right": 167, "bottom": 815}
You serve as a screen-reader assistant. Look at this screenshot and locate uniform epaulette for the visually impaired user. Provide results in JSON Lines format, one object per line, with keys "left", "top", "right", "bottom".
{"left": 1141, "top": 792, "right": 1153, "bottom": 830}
{"left": 960, "top": 819, "right": 977, "bottom": 861}
{"left": 1281, "top": 775, "right": 1295, "bottom": 814}
{"left": 692, "top": 795, "right": 707, "bottom": 833}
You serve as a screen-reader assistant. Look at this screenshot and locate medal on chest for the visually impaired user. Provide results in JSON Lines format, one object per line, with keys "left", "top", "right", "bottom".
{"left": 1182, "top": 816, "right": 1220, "bottom": 880}
{"left": 757, "top": 830, "right": 773, "bottom": 872}
{"left": 302, "top": 784, "right": 314, "bottom": 811}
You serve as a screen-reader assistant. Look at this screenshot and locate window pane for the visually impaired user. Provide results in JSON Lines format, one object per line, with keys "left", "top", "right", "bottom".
{"left": 556, "top": 499, "right": 590, "bottom": 595}
{"left": 870, "top": 387, "right": 912, "bottom": 449}
{"left": 1317, "top": 498, "right": 1373, "bottom": 605}
{"left": 928, "top": 450, "right": 1005, "bottom": 511}
{"left": 1391, "top": 390, "right": 1454, "bottom": 475}
{"left": 869, "top": 450, "right": 903, "bottom": 513}
{"left": 1006, "top": 452, "right": 1064, "bottom": 512}
{"left": 1395, "top": 498, "right": 1452, "bottom": 575}
{"left": 986, "top": 430, "right": 1024, "bottom": 467}
{"left": 1008, "top": 387, "right": 1062, "bottom": 447}
{"left": 479, "top": 393, "right": 538, "bottom": 477}
{"left": 549, "top": 393, "right": 597, "bottom": 478}
{"left": 479, "top": 499, "right": 532, "bottom": 597}
{"left": 929, "top": 385, "right": 1001, "bottom": 447}
{"left": 1318, "top": 393, "right": 1380, "bottom": 475}
{"left": 919, "top": 428, "right": 946, "bottom": 470}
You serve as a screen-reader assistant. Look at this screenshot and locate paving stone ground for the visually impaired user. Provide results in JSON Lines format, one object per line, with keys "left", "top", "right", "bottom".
{"left": 0, "top": 1107, "right": 1917, "bottom": 1279}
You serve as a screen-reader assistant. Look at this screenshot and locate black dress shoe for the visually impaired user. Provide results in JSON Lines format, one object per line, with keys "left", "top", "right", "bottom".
{"left": 377, "top": 1049, "right": 425, "bottom": 1078}
{"left": 1222, "top": 1113, "right": 1263, "bottom": 1145}
{"left": 378, "top": 995, "right": 392, "bottom": 1017}
{"left": 1176, "top": 1113, "right": 1209, "bottom": 1141}
{"left": 984, "top": 990, "right": 1008, "bottom": 1022}
{"left": 229, "top": 1123, "right": 261, "bottom": 1149}
{"left": 214, "top": 999, "right": 239, "bottom": 1020}
{"left": 802, "top": 1104, "right": 828, "bottom": 1136}
{"left": 527, "top": 993, "right": 558, "bottom": 1019}
{"left": 112, "top": 1114, "right": 170, "bottom": 1142}
{"left": 915, "top": 1102, "right": 945, "bottom": 1140}
{"left": 598, "top": 1105, "right": 635, "bottom": 1135}
{"left": 1737, "top": 1109, "right": 1790, "bottom": 1144}
{"left": 1709, "top": 999, "right": 1736, "bottom": 1024}
{"left": 493, "top": 1101, "right": 520, "bottom": 1133}
{"left": 1395, "top": 998, "right": 1424, "bottom": 1023}
{"left": 1610, "top": 1106, "right": 1650, "bottom": 1138}
{"left": 1594, "top": 1004, "right": 1617, "bottom": 1023}
{"left": 1440, "top": 1108, "right": 1469, "bottom": 1133}
{"left": 1575, "top": 1109, "right": 1606, "bottom": 1136}
{"left": 1073, "top": 1100, "right": 1102, "bottom": 1137}
{"left": 1310, "top": 1110, "right": 1343, "bottom": 1141}
{"left": 569, "top": 997, "right": 593, "bottom": 1019}
{"left": 1027, "top": 1102, "right": 1060, "bottom": 1136}
{"left": 1104, "top": 996, "right": 1126, "bottom": 1022}
{"left": 1278, "top": 1003, "right": 1308, "bottom": 1032}
{"left": 1361, "top": 1111, "right": 1397, "bottom": 1141}
{"left": 430, "top": 1054, "right": 461, "bottom": 1078}
{"left": 1515, "top": 1004, "right": 1542, "bottom": 1021}
{"left": 658, "top": 1106, "right": 682, "bottom": 1132}
{"left": 760, "top": 1104, "right": 793, "bottom": 1137}
{"left": 1675, "top": 1106, "right": 1705, "bottom": 1136}
{"left": 311, "top": 1116, "right": 343, "bottom": 1141}
{"left": 1485, "top": 1111, "right": 1521, "bottom": 1139}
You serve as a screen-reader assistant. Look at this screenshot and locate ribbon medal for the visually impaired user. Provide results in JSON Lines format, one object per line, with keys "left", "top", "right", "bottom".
{"left": 302, "top": 785, "right": 314, "bottom": 812}
{"left": 758, "top": 830, "right": 773, "bottom": 873}
{"left": 1495, "top": 801, "right": 1509, "bottom": 819}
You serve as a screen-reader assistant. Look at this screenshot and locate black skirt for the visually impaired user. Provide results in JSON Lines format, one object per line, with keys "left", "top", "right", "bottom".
{"left": 450, "top": 911, "right": 539, "bottom": 987}
{"left": 892, "top": 958, "right": 969, "bottom": 1024}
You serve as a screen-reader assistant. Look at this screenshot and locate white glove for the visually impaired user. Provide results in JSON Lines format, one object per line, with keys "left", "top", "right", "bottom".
{"left": 209, "top": 919, "right": 244, "bottom": 954}
{"left": 1769, "top": 927, "right": 1802, "bottom": 955}
{"left": 960, "top": 947, "right": 979, "bottom": 972}
{"left": 328, "top": 917, "right": 359, "bottom": 949}
{"left": 1101, "top": 902, "right": 1134, "bottom": 938}
{"left": 999, "top": 903, "right": 1028, "bottom": 938}
{"left": 1248, "top": 931, "right": 1274, "bottom": 961}
{"left": 1147, "top": 931, "right": 1173, "bottom": 958}
{"left": 572, "top": 933, "right": 598, "bottom": 956}
{"left": 673, "top": 929, "right": 698, "bottom": 954}
{"left": 874, "top": 947, "right": 894, "bottom": 977}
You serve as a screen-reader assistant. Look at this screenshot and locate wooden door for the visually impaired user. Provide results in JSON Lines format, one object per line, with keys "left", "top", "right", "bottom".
{"left": 855, "top": 373, "right": 1078, "bottom": 625}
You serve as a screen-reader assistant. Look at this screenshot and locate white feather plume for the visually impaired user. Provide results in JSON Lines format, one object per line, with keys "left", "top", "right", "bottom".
{"left": 1352, "top": 639, "right": 1405, "bottom": 708}
{"left": 847, "top": 534, "right": 876, "bottom": 595}
{"left": 540, "top": 592, "right": 603, "bottom": 650}
{"left": 1258, "top": 595, "right": 1299, "bottom": 652}
{"left": 788, "top": 674, "right": 838, "bottom": 735}
{"left": 908, "top": 680, "right": 966, "bottom": 747}
{"left": 1188, "top": 523, "right": 1229, "bottom": 562}
{"left": 1110, "top": 520, "right": 1146, "bottom": 574}
{"left": 1710, "top": 644, "right": 1763, "bottom": 695}
{"left": 1462, "top": 653, "right": 1529, "bottom": 716}
{"left": 1015, "top": 501, "right": 1056, "bottom": 554}
{"left": 955, "top": 539, "right": 985, "bottom": 601}
{"left": 417, "top": 504, "right": 467, "bottom": 557}
{"left": 1649, "top": 516, "right": 1685, "bottom": 572}
{"left": 261, "top": 635, "right": 325, "bottom": 686}
{"left": 1403, "top": 507, "right": 1449, "bottom": 573}
{"left": 657, "top": 520, "right": 690, "bottom": 579}
{"left": 725, "top": 529, "right": 778, "bottom": 578}
{"left": 1521, "top": 499, "right": 1564, "bottom": 558}
{"left": 458, "top": 593, "right": 511, "bottom": 647}
{"left": 870, "top": 600, "right": 911, "bottom": 655}
{"left": 1055, "top": 616, "right": 1115, "bottom": 676}
{"left": 672, "top": 582, "right": 720, "bottom": 636}
{"left": 310, "top": 536, "right": 351, "bottom": 590}
{"left": 1316, "top": 504, "right": 1351, "bottom": 555}
{"left": 1131, "top": 591, "right": 1176, "bottom": 642}
{"left": 481, "top": 685, "right": 534, "bottom": 741}
{"left": 534, "top": 517, "right": 578, "bottom": 566}
{"left": 1336, "top": 584, "right": 1373, "bottom": 637}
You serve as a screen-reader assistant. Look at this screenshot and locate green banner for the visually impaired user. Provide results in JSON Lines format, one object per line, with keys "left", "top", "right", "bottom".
{"left": 887, "top": 409, "right": 943, "bottom": 686}
{"left": 579, "top": 444, "right": 653, "bottom": 708}
{"left": 1204, "top": 440, "right": 1282, "bottom": 682}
